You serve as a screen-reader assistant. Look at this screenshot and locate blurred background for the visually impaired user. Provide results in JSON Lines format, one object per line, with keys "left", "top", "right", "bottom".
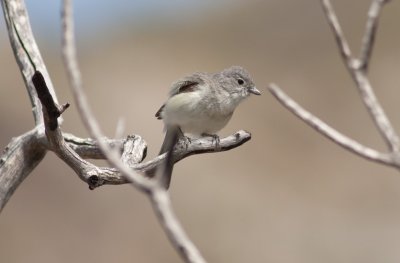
{"left": 1, "top": 0, "right": 400, "bottom": 262}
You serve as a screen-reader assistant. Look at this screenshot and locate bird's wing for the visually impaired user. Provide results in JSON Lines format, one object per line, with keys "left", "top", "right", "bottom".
{"left": 155, "top": 74, "right": 204, "bottom": 120}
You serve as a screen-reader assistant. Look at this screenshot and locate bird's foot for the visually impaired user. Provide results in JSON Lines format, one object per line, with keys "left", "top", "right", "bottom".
{"left": 201, "top": 133, "right": 221, "bottom": 150}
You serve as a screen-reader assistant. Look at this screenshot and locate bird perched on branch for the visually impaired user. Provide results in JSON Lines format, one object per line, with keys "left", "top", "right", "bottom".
{"left": 154, "top": 66, "right": 261, "bottom": 188}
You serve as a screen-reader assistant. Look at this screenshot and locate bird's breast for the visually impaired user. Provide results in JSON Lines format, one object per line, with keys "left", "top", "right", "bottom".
{"left": 162, "top": 91, "right": 234, "bottom": 135}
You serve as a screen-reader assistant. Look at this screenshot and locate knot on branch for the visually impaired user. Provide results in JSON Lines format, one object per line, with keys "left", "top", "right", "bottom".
{"left": 88, "top": 175, "right": 102, "bottom": 190}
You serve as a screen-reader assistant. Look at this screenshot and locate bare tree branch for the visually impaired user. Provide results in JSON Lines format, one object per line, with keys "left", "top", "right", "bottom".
{"left": 320, "top": 0, "right": 399, "bottom": 153}
{"left": 0, "top": 128, "right": 46, "bottom": 212}
{"left": 32, "top": 70, "right": 110, "bottom": 188}
{"left": 64, "top": 131, "right": 251, "bottom": 188}
{"left": 268, "top": 84, "right": 395, "bottom": 166}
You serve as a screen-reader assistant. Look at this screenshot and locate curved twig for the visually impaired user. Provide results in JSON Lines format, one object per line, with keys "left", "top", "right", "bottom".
{"left": 268, "top": 84, "right": 395, "bottom": 167}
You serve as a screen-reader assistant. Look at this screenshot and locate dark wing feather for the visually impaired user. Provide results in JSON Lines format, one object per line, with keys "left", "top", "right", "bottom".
{"left": 169, "top": 72, "right": 206, "bottom": 96}
{"left": 177, "top": 81, "right": 198, "bottom": 93}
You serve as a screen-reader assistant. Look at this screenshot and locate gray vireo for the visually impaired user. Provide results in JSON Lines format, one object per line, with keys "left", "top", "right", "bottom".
{"left": 154, "top": 66, "right": 261, "bottom": 187}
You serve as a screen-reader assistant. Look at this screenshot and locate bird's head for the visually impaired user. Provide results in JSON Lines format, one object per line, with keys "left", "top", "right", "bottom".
{"left": 219, "top": 66, "right": 261, "bottom": 101}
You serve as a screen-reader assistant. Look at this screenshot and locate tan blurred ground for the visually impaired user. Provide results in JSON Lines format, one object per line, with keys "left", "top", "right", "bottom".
{"left": 2, "top": 1, "right": 400, "bottom": 262}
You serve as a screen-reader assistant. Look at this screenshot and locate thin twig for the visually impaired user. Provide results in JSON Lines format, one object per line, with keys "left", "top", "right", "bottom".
{"left": 321, "top": 0, "right": 400, "bottom": 153}
{"left": 150, "top": 188, "right": 206, "bottom": 263}
{"left": 320, "top": 0, "right": 355, "bottom": 69}
{"left": 61, "top": 0, "right": 207, "bottom": 262}
{"left": 268, "top": 84, "right": 395, "bottom": 166}
{"left": 359, "top": 0, "right": 390, "bottom": 72}
{"left": 114, "top": 117, "right": 126, "bottom": 139}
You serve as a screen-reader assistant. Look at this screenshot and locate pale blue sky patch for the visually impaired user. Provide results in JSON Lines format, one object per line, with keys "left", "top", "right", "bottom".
{"left": 0, "top": 0, "right": 237, "bottom": 42}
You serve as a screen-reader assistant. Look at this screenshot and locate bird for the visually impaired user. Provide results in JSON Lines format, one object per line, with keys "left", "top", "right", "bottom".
{"left": 153, "top": 65, "right": 261, "bottom": 188}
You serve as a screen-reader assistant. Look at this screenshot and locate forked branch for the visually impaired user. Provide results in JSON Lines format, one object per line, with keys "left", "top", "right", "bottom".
{"left": 269, "top": 0, "right": 400, "bottom": 168}
{"left": 320, "top": 0, "right": 399, "bottom": 153}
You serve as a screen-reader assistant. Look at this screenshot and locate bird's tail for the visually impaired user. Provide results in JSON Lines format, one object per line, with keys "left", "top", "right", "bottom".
{"left": 145, "top": 126, "right": 181, "bottom": 188}
{"left": 159, "top": 126, "right": 181, "bottom": 155}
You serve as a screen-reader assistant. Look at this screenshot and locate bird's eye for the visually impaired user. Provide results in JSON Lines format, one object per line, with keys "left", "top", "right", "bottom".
{"left": 237, "top": 78, "right": 244, "bottom": 85}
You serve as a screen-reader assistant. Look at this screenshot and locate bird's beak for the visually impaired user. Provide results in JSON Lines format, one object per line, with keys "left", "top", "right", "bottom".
{"left": 248, "top": 86, "right": 261, "bottom": 95}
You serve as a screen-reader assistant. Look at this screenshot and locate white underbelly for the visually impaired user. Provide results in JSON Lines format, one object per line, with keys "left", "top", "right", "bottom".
{"left": 162, "top": 92, "right": 233, "bottom": 136}
{"left": 180, "top": 113, "right": 232, "bottom": 135}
